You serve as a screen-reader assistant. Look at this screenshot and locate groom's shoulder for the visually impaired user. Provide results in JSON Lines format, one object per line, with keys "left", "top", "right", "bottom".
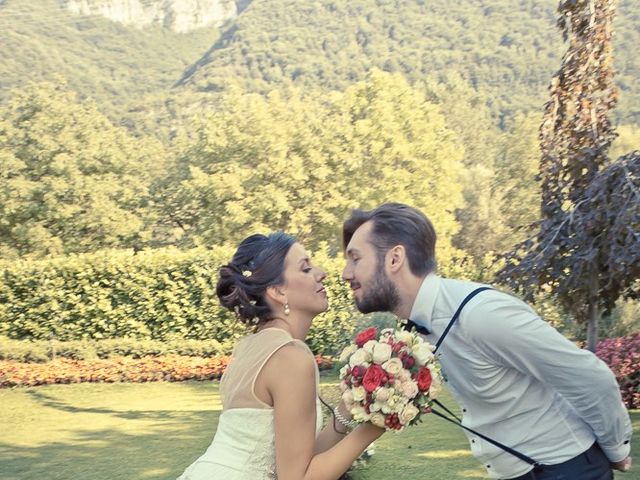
{"left": 440, "top": 278, "right": 525, "bottom": 321}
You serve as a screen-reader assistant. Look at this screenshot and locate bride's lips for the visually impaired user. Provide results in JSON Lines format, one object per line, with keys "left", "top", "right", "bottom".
{"left": 317, "top": 286, "right": 326, "bottom": 294}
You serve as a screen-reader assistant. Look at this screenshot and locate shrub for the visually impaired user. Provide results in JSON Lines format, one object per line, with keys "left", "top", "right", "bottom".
{"left": 0, "top": 336, "right": 232, "bottom": 362}
{"left": 0, "top": 336, "right": 50, "bottom": 363}
{"left": 596, "top": 333, "right": 640, "bottom": 409}
{"left": 0, "top": 247, "right": 243, "bottom": 342}
{"left": 0, "top": 245, "right": 362, "bottom": 355}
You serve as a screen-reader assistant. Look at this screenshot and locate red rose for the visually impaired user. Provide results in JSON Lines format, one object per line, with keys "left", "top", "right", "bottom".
{"left": 415, "top": 366, "right": 432, "bottom": 392}
{"left": 402, "top": 355, "right": 415, "bottom": 369}
{"left": 351, "top": 365, "right": 367, "bottom": 379}
{"left": 392, "top": 341, "right": 406, "bottom": 353}
{"left": 355, "top": 327, "right": 378, "bottom": 347}
{"left": 362, "top": 364, "right": 386, "bottom": 392}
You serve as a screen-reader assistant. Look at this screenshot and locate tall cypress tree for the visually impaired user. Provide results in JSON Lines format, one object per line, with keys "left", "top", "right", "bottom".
{"left": 497, "top": 0, "right": 639, "bottom": 351}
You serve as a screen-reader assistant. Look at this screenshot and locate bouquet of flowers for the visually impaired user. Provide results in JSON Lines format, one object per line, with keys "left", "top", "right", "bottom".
{"left": 338, "top": 326, "right": 442, "bottom": 432}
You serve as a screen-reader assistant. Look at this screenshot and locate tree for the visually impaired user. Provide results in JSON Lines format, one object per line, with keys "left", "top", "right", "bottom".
{"left": 421, "top": 73, "right": 502, "bottom": 259}
{"left": 160, "top": 71, "right": 465, "bottom": 258}
{"left": 497, "top": 0, "right": 640, "bottom": 350}
{"left": 422, "top": 75, "right": 542, "bottom": 260}
{"left": 0, "top": 81, "right": 163, "bottom": 258}
{"left": 493, "top": 113, "right": 542, "bottom": 249}
{"left": 325, "top": 69, "right": 465, "bottom": 260}
{"left": 157, "top": 86, "right": 347, "bottom": 249}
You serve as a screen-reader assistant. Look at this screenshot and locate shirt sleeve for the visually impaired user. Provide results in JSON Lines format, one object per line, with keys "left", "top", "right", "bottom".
{"left": 463, "top": 290, "right": 632, "bottom": 462}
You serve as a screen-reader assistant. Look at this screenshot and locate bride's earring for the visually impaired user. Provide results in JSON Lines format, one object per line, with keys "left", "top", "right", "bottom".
{"left": 284, "top": 302, "right": 290, "bottom": 316}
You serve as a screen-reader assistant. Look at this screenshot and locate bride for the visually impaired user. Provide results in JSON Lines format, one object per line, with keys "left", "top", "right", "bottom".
{"left": 177, "top": 232, "right": 384, "bottom": 480}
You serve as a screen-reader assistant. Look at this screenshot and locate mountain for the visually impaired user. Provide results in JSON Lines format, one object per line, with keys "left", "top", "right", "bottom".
{"left": 59, "top": 0, "right": 246, "bottom": 33}
{"left": 176, "top": 0, "right": 640, "bottom": 124}
{"left": 0, "top": 0, "right": 222, "bottom": 119}
{"left": 0, "top": 0, "right": 637, "bottom": 128}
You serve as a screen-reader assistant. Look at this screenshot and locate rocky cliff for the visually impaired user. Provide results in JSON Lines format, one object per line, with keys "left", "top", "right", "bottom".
{"left": 59, "top": 0, "right": 247, "bottom": 33}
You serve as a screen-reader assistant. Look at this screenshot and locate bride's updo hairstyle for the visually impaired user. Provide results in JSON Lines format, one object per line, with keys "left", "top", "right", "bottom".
{"left": 217, "top": 232, "right": 296, "bottom": 325}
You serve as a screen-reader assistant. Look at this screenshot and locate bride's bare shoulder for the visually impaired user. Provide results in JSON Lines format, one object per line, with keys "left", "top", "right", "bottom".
{"left": 263, "top": 342, "right": 316, "bottom": 380}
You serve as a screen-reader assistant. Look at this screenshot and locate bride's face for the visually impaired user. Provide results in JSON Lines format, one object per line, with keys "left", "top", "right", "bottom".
{"left": 282, "top": 243, "right": 328, "bottom": 317}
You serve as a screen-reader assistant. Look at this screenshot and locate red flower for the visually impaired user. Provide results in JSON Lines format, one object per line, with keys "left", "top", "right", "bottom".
{"left": 415, "top": 366, "right": 432, "bottom": 392}
{"left": 363, "top": 364, "right": 386, "bottom": 392}
{"left": 402, "top": 354, "right": 415, "bottom": 369}
{"left": 351, "top": 365, "right": 367, "bottom": 379}
{"left": 355, "top": 327, "right": 378, "bottom": 347}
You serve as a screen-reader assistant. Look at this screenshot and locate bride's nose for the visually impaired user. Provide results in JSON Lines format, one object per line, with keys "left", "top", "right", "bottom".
{"left": 315, "top": 268, "right": 326, "bottom": 282}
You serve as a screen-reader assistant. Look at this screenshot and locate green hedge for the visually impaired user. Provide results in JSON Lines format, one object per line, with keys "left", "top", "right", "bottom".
{"left": 0, "top": 246, "right": 362, "bottom": 354}
{"left": 0, "top": 336, "right": 232, "bottom": 363}
{"left": 3, "top": 246, "right": 543, "bottom": 356}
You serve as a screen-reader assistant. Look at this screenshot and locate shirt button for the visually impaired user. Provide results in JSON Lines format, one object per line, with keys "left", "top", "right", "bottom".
{"left": 486, "top": 465, "right": 491, "bottom": 468}
{"left": 471, "top": 439, "right": 475, "bottom": 443}
{"left": 462, "top": 408, "right": 467, "bottom": 412}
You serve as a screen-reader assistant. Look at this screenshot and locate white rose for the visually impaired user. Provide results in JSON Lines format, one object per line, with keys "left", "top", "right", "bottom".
{"left": 397, "top": 369, "right": 411, "bottom": 382}
{"left": 412, "top": 343, "right": 435, "bottom": 366}
{"left": 342, "top": 389, "right": 354, "bottom": 405}
{"left": 374, "top": 387, "right": 391, "bottom": 402}
{"left": 339, "top": 344, "right": 358, "bottom": 363}
{"left": 370, "top": 412, "right": 386, "bottom": 429}
{"left": 395, "top": 330, "right": 414, "bottom": 345}
{"left": 372, "top": 342, "right": 392, "bottom": 364}
{"left": 399, "top": 404, "right": 420, "bottom": 425}
{"left": 382, "top": 357, "right": 403, "bottom": 376}
{"left": 398, "top": 380, "right": 419, "bottom": 399}
{"left": 349, "top": 348, "right": 369, "bottom": 367}
{"left": 352, "top": 386, "right": 366, "bottom": 402}
{"left": 369, "top": 401, "right": 382, "bottom": 412}
{"left": 363, "top": 340, "right": 377, "bottom": 353}
{"left": 339, "top": 365, "right": 349, "bottom": 378}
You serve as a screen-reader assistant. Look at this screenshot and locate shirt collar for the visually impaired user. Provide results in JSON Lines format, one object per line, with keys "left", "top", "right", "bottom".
{"left": 408, "top": 272, "right": 440, "bottom": 333}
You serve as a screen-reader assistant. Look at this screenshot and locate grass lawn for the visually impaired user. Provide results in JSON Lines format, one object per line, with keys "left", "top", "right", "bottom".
{"left": 0, "top": 378, "right": 638, "bottom": 480}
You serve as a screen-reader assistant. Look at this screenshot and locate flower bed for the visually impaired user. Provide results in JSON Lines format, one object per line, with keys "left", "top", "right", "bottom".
{"left": 0, "top": 354, "right": 334, "bottom": 388}
{"left": 596, "top": 333, "right": 640, "bottom": 409}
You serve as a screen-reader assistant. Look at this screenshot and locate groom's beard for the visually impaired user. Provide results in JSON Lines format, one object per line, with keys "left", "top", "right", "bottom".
{"left": 355, "top": 262, "right": 400, "bottom": 314}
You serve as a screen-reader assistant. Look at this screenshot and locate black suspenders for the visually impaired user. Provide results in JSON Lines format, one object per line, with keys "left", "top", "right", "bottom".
{"left": 405, "top": 287, "right": 542, "bottom": 470}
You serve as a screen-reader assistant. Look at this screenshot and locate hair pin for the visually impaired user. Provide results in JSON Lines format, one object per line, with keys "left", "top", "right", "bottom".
{"left": 242, "top": 270, "right": 252, "bottom": 277}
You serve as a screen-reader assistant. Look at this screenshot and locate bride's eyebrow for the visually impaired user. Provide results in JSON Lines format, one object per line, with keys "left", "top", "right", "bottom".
{"left": 298, "top": 257, "right": 310, "bottom": 266}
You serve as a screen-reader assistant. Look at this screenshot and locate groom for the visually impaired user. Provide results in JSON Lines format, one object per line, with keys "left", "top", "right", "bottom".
{"left": 341, "top": 203, "right": 632, "bottom": 480}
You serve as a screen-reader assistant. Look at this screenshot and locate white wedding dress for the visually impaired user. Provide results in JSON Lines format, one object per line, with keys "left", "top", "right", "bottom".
{"left": 177, "top": 328, "right": 323, "bottom": 480}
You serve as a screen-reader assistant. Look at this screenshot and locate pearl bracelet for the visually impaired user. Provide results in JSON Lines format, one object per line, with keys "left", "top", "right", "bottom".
{"left": 334, "top": 407, "right": 359, "bottom": 430}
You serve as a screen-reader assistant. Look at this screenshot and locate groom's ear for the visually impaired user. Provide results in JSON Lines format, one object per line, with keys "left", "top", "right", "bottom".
{"left": 387, "top": 245, "right": 406, "bottom": 273}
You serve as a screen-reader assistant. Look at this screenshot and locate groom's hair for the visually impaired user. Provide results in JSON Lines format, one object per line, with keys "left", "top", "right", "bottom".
{"left": 343, "top": 203, "right": 437, "bottom": 276}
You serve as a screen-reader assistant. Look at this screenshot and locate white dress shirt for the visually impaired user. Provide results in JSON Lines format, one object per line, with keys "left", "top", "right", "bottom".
{"left": 409, "top": 274, "right": 632, "bottom": 479}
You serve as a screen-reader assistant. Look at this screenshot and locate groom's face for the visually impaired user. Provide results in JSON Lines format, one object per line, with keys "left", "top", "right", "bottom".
{"left": 342, "top": 221, "right": 399, "bottom": 313}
